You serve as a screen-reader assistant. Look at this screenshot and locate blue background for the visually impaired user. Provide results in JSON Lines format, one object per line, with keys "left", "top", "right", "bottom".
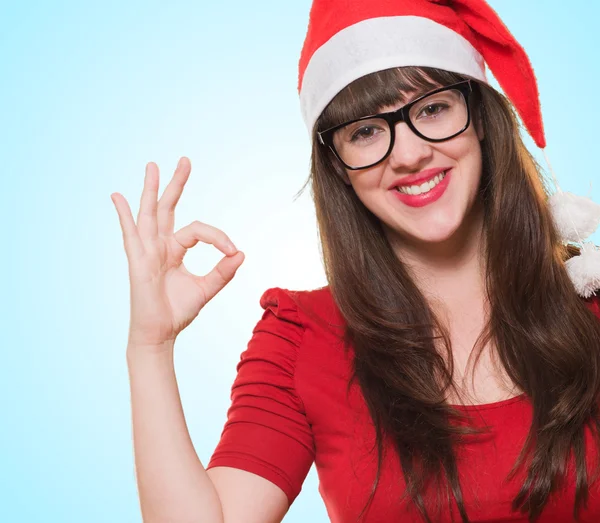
{"left": 1, "top": 1, "right": 598, "bottom": 521}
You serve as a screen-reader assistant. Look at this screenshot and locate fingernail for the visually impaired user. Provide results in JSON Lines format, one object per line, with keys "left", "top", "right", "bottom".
{"left": 226, "top": 242, "right": 237, "bottom": 254}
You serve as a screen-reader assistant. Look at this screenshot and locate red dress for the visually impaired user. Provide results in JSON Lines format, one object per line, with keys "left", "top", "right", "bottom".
{"left": 207, "top": 287, "right": 600, "bottom": 522}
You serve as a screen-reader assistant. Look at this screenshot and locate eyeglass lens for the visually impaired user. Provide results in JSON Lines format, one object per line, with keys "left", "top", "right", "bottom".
{"left": 332, "top": 88, "right": 468, "bottom": 169}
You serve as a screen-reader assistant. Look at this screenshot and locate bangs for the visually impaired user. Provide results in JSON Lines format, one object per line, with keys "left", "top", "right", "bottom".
{"left": 317, "top": 66, "right": 468, "bottom": 132}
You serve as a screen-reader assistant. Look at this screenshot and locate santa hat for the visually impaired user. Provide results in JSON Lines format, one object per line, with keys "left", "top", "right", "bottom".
{"left": 297, "top": 0, "right": 600, "bottom": 299}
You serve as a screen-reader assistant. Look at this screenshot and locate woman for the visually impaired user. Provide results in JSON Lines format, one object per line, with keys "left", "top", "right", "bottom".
{"left": 111, "top": 0, "right": 600, "bottom": 522}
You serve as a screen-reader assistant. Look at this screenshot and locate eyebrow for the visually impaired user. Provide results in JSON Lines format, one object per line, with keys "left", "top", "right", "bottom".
{"left": 399, "top": 83, "right": 443, "bottom": 104}
{"left": 377, "top": 83, "right": 444, "bottom": 114}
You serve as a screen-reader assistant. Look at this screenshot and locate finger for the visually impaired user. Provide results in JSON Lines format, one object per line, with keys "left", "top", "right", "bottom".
{"left": 198, "top": 251, "right": 245, "bottom": 303}
{"left": 111, "top": 192, "right": 144, "bottom": 258}
{"left": 174, "top": 220, "right": 238, "bottom": 255}
{"left": 137, "top": 162, "right": 159, "bottom": 241}
{"left": 157, "top": 157, "right": 191, "bottom": 237}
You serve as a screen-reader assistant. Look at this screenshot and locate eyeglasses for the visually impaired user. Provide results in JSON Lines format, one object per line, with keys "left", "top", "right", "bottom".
{"left": 317, "top": 80, "right": 474, "bottom": 171}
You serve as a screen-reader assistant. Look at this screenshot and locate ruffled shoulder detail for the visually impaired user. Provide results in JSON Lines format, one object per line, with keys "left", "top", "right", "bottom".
{"left": 259, "top": 287, "right": 303, "bottom": 320}
{"left": 255, "top": 287, "right": 305, "bottom": 347}
{"left": 259, "top": 285, "right": 345, "bottom": 338}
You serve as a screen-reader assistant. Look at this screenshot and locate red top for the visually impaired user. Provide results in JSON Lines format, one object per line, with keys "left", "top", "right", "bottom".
{"left": 207, "top": 287, "right": 600, "bottom": 522}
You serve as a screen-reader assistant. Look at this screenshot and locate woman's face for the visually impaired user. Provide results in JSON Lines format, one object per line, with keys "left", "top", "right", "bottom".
{"left": 345, "top": 93, "right": 484, "bottom": 250}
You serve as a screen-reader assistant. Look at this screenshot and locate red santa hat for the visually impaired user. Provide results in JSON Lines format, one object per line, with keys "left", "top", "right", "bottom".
{"left": 297, "top": 0, "right": 600, "bottom": 298}
{"left": 298, "top": 0, "right": 545, "bottom": 148}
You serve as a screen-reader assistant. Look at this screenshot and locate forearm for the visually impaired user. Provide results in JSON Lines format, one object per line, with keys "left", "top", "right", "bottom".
{"left": 127, "top": 344, "right": 224, "bottom": 523}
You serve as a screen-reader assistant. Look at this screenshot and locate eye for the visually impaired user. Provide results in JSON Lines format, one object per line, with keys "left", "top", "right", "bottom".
{"left": 417, "top": 103, "right": 449, "bottom": 119}
{"left": 350, "top": 125, "right": 384, "bottom": 142}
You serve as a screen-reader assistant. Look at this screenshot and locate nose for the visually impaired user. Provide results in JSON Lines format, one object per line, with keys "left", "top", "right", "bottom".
{"left": 387, "top": 121, "right": 433, "bottom": 171}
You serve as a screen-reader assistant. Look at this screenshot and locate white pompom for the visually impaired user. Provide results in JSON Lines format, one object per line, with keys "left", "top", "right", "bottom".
{"left": 549, "top": 191, "right": 600, "bottom": 242}
{"left": 565, "top": 243, "right": 600, "bottom": 298}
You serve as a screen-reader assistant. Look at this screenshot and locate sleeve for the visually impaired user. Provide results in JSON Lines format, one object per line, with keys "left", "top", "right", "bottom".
{"left": 206, "top": 287, "right": 315, "bottom": 505}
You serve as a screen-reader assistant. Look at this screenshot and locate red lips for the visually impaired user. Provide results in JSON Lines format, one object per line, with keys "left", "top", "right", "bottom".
{"left": 387, "top": 167, "right": 451, "bottom": 190}
{"left": 390, "top": 169, "right": 452, "bottom": 208}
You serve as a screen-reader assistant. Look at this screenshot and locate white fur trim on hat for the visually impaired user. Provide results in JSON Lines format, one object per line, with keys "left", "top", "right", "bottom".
{"left": 299, "top": 15, "right": 488, "bottom": 134}
{"left": 548, "top": 191, "right": 600, "bottom": 243}
{"left": 565, "top": 243, "right": 600, "bottom": 299}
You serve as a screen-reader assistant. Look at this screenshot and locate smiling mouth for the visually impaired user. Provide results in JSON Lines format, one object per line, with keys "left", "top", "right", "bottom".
{"left": 394, "top": 170, "right": 448, "bottom": 195}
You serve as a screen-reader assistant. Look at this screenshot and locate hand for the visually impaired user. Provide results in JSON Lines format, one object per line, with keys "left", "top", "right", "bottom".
{"left": 111, "top": 157, "right": 245, "bottom": 350}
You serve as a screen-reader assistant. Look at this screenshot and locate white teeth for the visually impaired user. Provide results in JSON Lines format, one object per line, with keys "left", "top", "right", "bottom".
{"left": 396, "top": 170, "right": 447, "bottom": 195}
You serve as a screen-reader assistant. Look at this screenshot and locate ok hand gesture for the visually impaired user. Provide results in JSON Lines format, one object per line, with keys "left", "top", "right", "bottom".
{"left": 111, "top": 157, "right": 244, "bottom": 351}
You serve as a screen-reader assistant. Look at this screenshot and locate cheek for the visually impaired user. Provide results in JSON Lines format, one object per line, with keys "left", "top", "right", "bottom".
{"left": 348, "top": 168, "right": 385, "bottom": 198}
{"left": 466, "top": 145, "right": 483, "bottom": 189}
{"left": 442, "top": 135, "right": 483, "bottom": 185}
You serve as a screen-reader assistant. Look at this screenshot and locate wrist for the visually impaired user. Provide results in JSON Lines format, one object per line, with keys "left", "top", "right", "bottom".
{"left": 126, "top": 340, "right": 175, "bottom": 363}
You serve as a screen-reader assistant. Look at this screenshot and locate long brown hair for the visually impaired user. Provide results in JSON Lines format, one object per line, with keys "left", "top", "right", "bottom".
{"left": 306, "top": 67, "right": 600, "bottom": 522}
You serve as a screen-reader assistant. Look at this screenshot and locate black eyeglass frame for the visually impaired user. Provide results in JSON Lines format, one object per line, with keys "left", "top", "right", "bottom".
{"left": 316, "top": 80, "right": 474, "bottom": 171}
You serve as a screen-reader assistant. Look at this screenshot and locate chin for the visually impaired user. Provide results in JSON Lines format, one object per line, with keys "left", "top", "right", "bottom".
{"left": 392, "top": 212, "right": 466, "bottom": 246}
{"left": 406, "top": 227, "right": 461, "bottom": 245}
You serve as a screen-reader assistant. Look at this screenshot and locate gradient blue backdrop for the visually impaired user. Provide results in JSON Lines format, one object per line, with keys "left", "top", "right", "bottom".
{"left": 1, "top": 1, "right": 598, "bottom": 521}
